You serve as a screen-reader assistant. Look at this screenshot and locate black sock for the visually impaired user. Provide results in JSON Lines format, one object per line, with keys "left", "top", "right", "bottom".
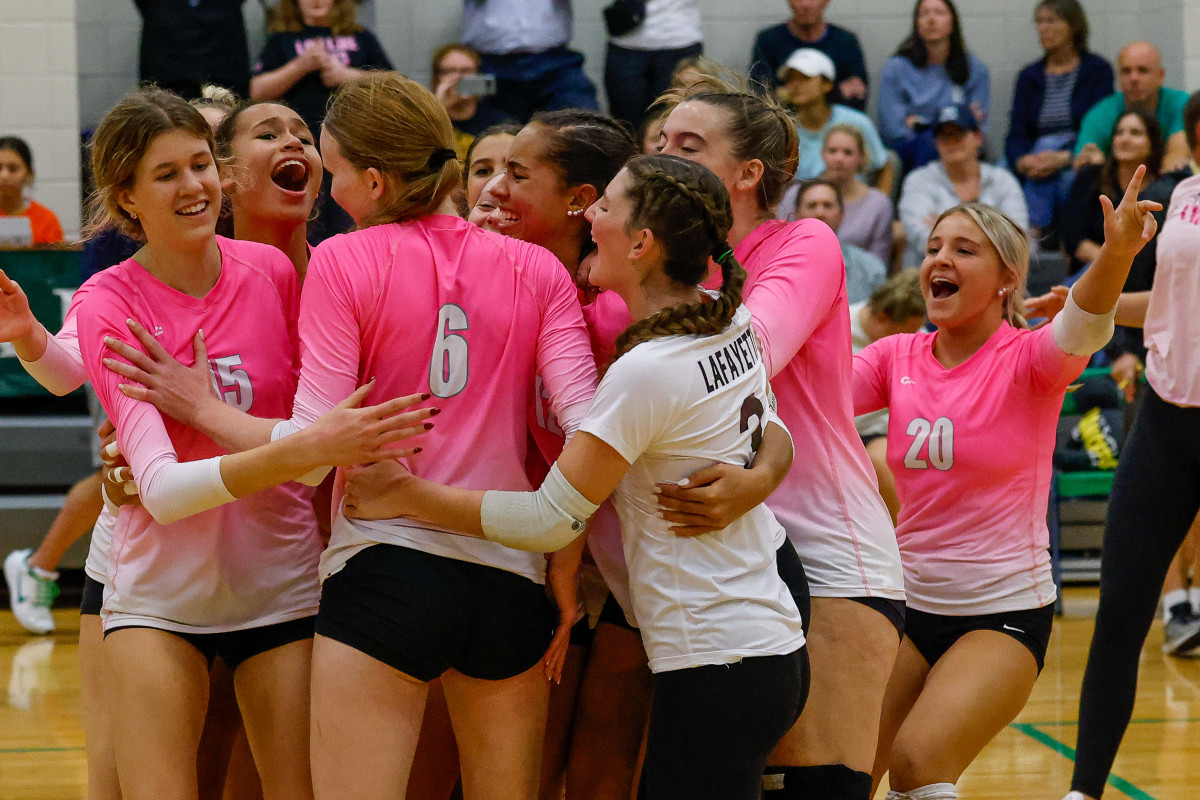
{"left": 762, "top": 764, "right": 873, "bottom": 800}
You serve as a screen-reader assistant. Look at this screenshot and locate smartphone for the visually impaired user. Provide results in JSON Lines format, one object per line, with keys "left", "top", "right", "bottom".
{"left": 457, "top": 73, "right": 497, "bottom": 98}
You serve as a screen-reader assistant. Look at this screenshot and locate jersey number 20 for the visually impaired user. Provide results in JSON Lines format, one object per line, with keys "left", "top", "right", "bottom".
{"left": 903, "top": 416, "right": 954, "bottom": 471}
{"left": 429, "top": 304, "right": 469, "bottom": 398}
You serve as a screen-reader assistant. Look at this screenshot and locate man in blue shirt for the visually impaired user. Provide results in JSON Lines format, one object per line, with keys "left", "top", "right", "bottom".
{"left": 463, "top": 0, "right": 599, "bottom": 122}
{"left": 749, "top": 0, "right": 868, "bottom": 111}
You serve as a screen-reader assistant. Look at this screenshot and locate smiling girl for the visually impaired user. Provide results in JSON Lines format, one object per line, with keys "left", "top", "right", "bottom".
{"left": 853, "top": 170, "right": 1159, "bottom": 800}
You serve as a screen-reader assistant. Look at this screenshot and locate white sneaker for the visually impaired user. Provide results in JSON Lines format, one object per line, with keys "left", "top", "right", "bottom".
{"left": 1163, "top": 612, "right": 1200, "bottom": 657}
{"left": 3, "top": 549, "right": 59, "bottom": 635}
{"left": 1062, "top": 792, "right": 1095, "bottom": 800}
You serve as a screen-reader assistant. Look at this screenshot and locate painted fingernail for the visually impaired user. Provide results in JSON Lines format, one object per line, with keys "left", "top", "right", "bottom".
{"left": 423, "top": 422, "right": 435, "bottom": 430}
{"left": 104, "top": 336, "right": 115, "bottom": 345}
{"left": 428, "top": 407, "right": 441, "bottom": 416}
{"left": 104, "top": 442, "right": 120, "bottom": 458}
{"left": 413, "top": 447, "right": 423, "bottom": 454}
{"left": 420, "top": 393, "right": 431, "bottom": 401}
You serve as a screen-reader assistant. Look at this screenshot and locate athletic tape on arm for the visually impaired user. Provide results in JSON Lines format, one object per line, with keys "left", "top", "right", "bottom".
{"left": 1052, "top": 286, "right": 1116, "bottom": 356}
{"left": 481, "top": 463, "right": 598, "bottom": 552}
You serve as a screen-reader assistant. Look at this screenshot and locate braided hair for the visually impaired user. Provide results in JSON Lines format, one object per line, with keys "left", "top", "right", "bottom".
{"left": 611, "top": 154, "right": 748, "bottom": 363}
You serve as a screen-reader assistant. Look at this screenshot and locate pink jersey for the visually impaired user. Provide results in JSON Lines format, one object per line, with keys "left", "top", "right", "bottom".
{"left": 292, "top": 214, "right": 597, "bottom": 583}
{"left": 76, "top": 237, "right": 321, "bottom": 633}
{"left": 853, "top": 323, "right": 1088, "bottom": 615}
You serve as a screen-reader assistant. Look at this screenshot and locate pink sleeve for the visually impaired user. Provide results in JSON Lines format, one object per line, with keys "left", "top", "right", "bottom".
{"left": 291, "top": 246, "right": 363, "bottom": 427}
{"left": 852, "top": 336, "right": 893, "bottom": 415}
{"left": 17, "top": 277, "right": 98, "bottom": 394}
{"left": 1021, "top": 324, "right": 1089, "bottom": 396}
{"left": 534, "top": 254, "right": 598, "bottom": 435}
{"left": 744, "top": 221, "right": 845, "bottom": 379}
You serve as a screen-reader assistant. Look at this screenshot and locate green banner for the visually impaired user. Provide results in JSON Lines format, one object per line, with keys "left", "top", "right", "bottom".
{"left": 0, "top": 248, "right": 83, "bottom": 399}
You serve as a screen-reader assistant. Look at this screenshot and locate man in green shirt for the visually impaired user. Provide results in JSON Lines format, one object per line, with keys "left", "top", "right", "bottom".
{"left": 1074, "top": 41, "right": 1189, "bottom": 169}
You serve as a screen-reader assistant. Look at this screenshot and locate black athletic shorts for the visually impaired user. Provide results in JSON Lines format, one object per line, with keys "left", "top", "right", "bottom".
{"left": 905, "top": 604, "right": 1055, "bottom": 672}
{"left": 316, "top": 543, "right": 555, "bottom": 682}
{"left": 847, "top": 596, "right": 907, "bottom": 639}
{"left": 81, "top": 575, "right": 104, "bottom": 617}
{"left": 105, "top": 616, "right": 316, "bottom": 670}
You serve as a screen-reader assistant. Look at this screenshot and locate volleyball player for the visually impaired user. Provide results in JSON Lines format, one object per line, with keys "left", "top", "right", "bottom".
{"left": 852, "top": 171, "right": 1158, "bottom": 800}
{"left": 341, "top": 153, "right": 809, "bottom": 800}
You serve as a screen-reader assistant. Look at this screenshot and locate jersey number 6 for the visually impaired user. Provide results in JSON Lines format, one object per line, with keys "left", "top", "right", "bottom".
{"left": 429, "top": 304, "right": 469, "bottom": 398}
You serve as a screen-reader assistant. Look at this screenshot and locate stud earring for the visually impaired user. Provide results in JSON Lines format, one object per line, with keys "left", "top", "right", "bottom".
{"left": 130, "top": 211, "right": 138, "bottom": 220}
{"left": 998, "top": 288, "right": 1008, "bottom": 297}
{"left": 567, "top": 208, "right": 583, "bottom": 217}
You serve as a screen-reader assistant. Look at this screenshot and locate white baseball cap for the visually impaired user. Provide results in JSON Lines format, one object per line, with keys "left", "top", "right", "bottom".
{"left": 778, "top": 48, "right": 836, "bottom": 82}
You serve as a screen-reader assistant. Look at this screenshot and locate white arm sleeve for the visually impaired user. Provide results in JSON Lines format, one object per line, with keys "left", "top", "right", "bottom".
{"left": 480, "top": 463, "right": 599, "bottom": 552}
{"left": 17, "top": 329, "right": 88, "bottom": 395}
{"left": 1052, "top": 286, "right": 1117, "bottom": 356}
{"left": 271, "top": 420, "right": 330, "bottom": 486}
{"left": 140, "top": 456, "right": 237, "bottom": 525}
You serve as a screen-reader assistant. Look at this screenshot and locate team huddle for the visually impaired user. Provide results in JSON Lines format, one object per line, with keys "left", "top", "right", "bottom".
{"left": 0, "top": 66, "right": 1161, "bottom": 800}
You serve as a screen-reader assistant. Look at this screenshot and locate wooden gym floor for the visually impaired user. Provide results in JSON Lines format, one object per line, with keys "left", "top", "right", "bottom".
{"left": 0, "top": 587, "right": 1197, "bottom": 799}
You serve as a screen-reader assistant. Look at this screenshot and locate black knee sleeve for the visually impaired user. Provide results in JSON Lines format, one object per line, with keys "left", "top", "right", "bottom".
{"left": 762, "top": 764, "right": 873, "bottom": 800}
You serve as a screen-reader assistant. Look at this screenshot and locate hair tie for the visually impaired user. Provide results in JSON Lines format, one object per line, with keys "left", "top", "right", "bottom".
{"left": 428, "top": 148, "right": 458, "bottom": 169}
{"left": 713, "top": 244, "right": 734, "bottom": 265}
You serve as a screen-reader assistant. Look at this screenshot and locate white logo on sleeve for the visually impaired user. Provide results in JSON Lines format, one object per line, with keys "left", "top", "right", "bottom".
{"left": 901, "top": 376, "right": 915, "bottom": 385}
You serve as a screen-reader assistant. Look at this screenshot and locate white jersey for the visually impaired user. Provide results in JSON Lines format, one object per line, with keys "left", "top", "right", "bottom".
{"left": 579, "top": 305, "right": 806, "bottom": 673}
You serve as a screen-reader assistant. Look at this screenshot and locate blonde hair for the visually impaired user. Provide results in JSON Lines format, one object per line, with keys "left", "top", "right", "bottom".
{"left": 268, "top": 0, "right": 361, "bottom": 35}
{"left": 322, "top": 72, "right": 461, "bottom": 228}
{"left": 191, "top": 84, "right": 239, "bottom": 116}
{"left": 823, "top": 123, "right": 872, "bottom": 173}
{"left": 930, "top": 203, "right": 1031, "bottom": 329}
{"left": 867, "top": 268, "right": 925, "bottom": 322}
{"left": 86, "top": 87, "right": 218, "bottom": 241}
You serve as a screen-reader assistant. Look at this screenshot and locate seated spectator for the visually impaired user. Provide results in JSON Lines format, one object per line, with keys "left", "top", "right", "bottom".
{"left": 1006, "top": 0, "right": 1114, "bottom": 235}
{"left": 638, "top": 105, "right": 669, "bottom": 154}
{"left": 605, "top": 0, "right": 703, "bottom": 130}
{"left": 1062, "top": 108, "right": 1163, "bottom": 277}
{"left": 250, "top": 0, "right": 393, "bottom": 136}
{"left": 750, "top": 0, "right": 868, "bottom": 110}
{"left": 850, "top": 268, "right": 926, "bottom": 524}
{"left": 463, "top": 123, "right": 520, "bottom": 208}
{"left": 879, "top": 0, "right": 990, "bottom": 172}
{"left": 134, "top": 0, "right": 251, "bottom": 99}
{"left": 779, "top": 124, "right": 893, "bottom": 263}
{"left": 463, "top": 0, "right": 599, "bottom": 122}
{"left": 793, "top": 179, "right": 887, "bottom": 303}
{"left": 1075, "top": 41, "right": 1190, "bottom": 170}
{"left": 430, "top": 43, "right": 514, "bottom": 159}
{"left": 777, "top": 48, "right": 888, "bottom": 182}
{"left": 898, "top": 104, "right": 1027, "bottom": 265}
{"left": 0, "top": 137, "right": 63, "bottom": 245}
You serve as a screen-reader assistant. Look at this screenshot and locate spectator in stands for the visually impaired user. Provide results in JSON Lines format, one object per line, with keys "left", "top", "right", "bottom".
{"left": 898, "top": 104, "right": 1026, "bottom": 266}
{"left": 0, "top": 137, "right": 63, "bottom": 245}
{"left": 779, "top": 124, "right": 894, "bottom": 264}
{"left": 430, "top": 44, "right": 513, "bottom": 159}
{"left": 463, "top": 0, "right": 599, "bottom": 122}
{"left": 1062, "top": 109, "right": 1163, "bottom": 278}
{"left": 134, "top": 0, "right": 251, "bottom": 98}
{"left": 850, "top": 269, "right": 926, "bottom": 525}
{"left": 462, "top": 123, "right": 520, "bottom": 208}
{"left": 879, "top": 0, "right": 990, "bottom": 172}
{"left": 605, "top": 0, "right": 703, "bottom": 130}
{"left": 639, "top": 105, "right": 669, "bottom": 154}
{"left": 750, "top": 0, "right": 868, "bottom": 110}
{"left": 1075, "top": 41, "right": 1190, "bottom": 171}
{"left": 1006, "top": 0, "right": 1114, "bottom": 237}
{"left": 250, "top": 0, "right": 393, "bottom": 136}
{"left": 793, "top": 179, "right": 887, "bottom": 304}
{"left": 776, "top": 48, "right": 888, "bottom": 183}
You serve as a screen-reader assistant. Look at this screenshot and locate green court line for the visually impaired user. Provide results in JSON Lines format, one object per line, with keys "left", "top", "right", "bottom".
{"left": 1009, "top": 723, "right": 1156, "bottom": 800}
{"left": 0, "top": 746, "right": 85, "bottom": 754}
{"left": 1020, "top": 717, "right": 1200, "bottom": 726}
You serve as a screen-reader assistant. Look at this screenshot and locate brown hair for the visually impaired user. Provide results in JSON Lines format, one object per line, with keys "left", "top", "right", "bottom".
{"left": 1035, "top": 0, "right": 1089, "bottom": 53}
{"left": 930, "top": 203, "right": 1030, "bottom": 329}
{"left": 322, "top": 72, "right": 461, "bottom": 227}
{"left": 796, "top": 178, "right": 844, "bottom": 212}
{"left": 86, "top": 87, "right": 218, "bottom": 241}
{"left": 823, "top": 123, "right": 872, "bottom": 172}
{"left": 268, "top": 0, "right": 361, "bottom": 36}
{"left": 1100, "top": 108, "right": 1163, "bottom": 198}
{"left": 867, "top": 268, "right": 925, "bottom": 322}
{"left": 431, "top": 43, "right": 482, "bottom": 82}
{"left": 462, "top": 122, "right": 521, "bottom": 186}
{"left": 611, "top": 154, "right": 747, "bottom": 363}
{"left": 656, "top": 68, "right": 799, "bottom": 214}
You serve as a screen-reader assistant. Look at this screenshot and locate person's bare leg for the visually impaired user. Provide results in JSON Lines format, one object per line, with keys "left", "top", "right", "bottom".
{"left": 198, "top": 659, "right": 241, "bottom": 800}
{"left": 564, "top": 622, "right": 653, "bottom": 800}
{"left": 540, "top": 642, "right": 587, "bottom": 800}
{"left": 106, "top": 628, "right": 211, "bottom": 800}
{"left": 444, "top": 663, "right": 550, "bottom": 800}
{"left": 234, "top": 639, "right": 314, "bottom": 800}
{"left": 28, "top": 471, "right": 103, "bottom": 572}
{"left": 221, "top": 725, "right": 263, "bottom": 800}
{"left": 79, "top": 614, "right": 122, "bottom": 800}
{"left": 870, "top": 638, "right": 930, "bottom": 793}
{"left": 310, "top": 635, "right": 429, "bottom": 800}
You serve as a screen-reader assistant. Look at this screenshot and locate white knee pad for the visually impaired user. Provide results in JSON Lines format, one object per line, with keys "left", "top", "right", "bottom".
{"left": 885, "top": 792, "right": 911, "bottom": 800}
{"left": 907, "top": 784, "right": 958, "bottom": 800}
